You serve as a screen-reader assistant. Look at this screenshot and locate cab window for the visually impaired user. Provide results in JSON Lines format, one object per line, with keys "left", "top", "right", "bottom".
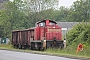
{"left": 39, "top": 22, "right": 45, "bottom": 27}
{"left": 50, "top": 22, "right": 55, "bottom": 25}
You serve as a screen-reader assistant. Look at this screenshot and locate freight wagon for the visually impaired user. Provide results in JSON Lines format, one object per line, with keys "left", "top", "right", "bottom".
{"left": 12, "top": 20, "right": 64, "bottom": 50}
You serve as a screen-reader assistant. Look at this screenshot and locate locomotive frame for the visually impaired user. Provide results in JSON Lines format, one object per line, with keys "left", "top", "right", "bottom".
{"left": 12, "top": 20, "right": 64, "bottom": 50}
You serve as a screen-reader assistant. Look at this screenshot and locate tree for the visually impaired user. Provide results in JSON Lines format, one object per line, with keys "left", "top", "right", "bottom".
{"left": 67, "top": 0, "right": 90, "bottom": 22}
{"left": 0, "top": 10, "right": 11, "bottom": 38}
{"left": 25, "top": 0, "right": 59, "bottom": 12}
{"left": 55, "top": 6, "right": 70, "bottom": 21}
{"left": 0, "top": 1, "right": 29, "bottom": 38}
{"left": 24, "top": 0, "right": 59, "bottom": 26}
{"left": 5, "top": 1, "right": 30, "bottom": 29}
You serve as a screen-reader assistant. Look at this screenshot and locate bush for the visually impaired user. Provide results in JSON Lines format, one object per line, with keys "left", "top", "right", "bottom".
{"left": 66, "top": 22, "right": 90, "bottom": 57}
{"left": 67, "top": 22, "right": 90, "bottom": 45}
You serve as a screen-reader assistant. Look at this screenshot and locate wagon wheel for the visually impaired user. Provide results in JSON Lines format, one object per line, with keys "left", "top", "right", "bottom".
{"left": 19, "top": 44, "right": 22, "bottom": 49}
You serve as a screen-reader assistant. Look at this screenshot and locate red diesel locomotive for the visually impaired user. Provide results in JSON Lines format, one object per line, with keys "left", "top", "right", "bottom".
{"left": 12, "top": 20, "right": 64, "bottom": 50}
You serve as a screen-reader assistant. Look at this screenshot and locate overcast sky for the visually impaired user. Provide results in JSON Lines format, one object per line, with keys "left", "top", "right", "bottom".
{"left": 59, "top": 0, "right": 77, "bottom": 7}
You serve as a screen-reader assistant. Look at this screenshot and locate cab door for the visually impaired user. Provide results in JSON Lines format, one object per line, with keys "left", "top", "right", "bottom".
{"left": 40, "top": 27, "right": 45, "bottom": 40}
{"left": 39, "top": 22, "right": 45, "bottom": 40}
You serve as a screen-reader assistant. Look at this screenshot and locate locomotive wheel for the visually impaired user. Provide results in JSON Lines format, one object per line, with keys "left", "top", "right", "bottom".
{"left": 31, "top": 47, "right": 34, "bottom": 50}
{"left": 42, "top": 47, "right": 45, "bottom": 51}
{"left": 60, "top": 43, "right": 64, "bottom": 49}
{"left": 38, "top": 47, "right": 42, "bottom": 51}
{"left": 13, "top": 44, "right": 18, "bottom": 48}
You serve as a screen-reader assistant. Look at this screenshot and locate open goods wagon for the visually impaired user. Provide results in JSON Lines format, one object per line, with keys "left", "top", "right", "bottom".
{"left": 12, "top": 20, "right": 64, "bottom": 50}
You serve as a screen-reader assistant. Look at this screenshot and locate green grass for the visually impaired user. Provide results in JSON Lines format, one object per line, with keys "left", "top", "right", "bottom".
{"left": 0, "top": 44, "right": 13, "bottom": 49}
{"left": 0, "top": 44, "right": 90, "bottom": 60}
{"left": 45, "top": 45, "right": 90, "bottom": 59}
